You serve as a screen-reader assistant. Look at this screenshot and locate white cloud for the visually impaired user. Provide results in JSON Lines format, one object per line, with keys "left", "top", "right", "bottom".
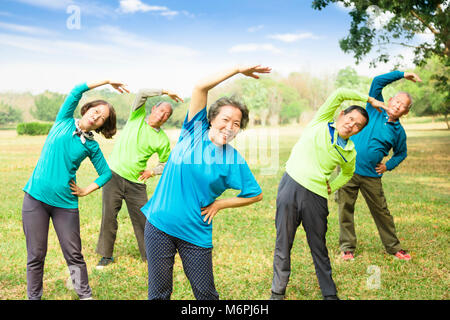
{"left": 116, "top": 0, "right": 189, "bottom": 19}
{"left": 160, "top": 10, "right": 179, "bottom": 17}
{"left": 229, "top": 43, "right": 282, "bottom": 54}
{"left": 247, "top": 25, "right": 264, "bottom": 33}
{"left": 268, "top": 32, "right": 319, "bottom": 43}
{"left": 118, "top": 0, "right": 168, "bottom": 13}
{"left": 366, "top": 5, "right": 395, "bottom": 30}
{"left": 335, "top": 1, "right": 355, "bottom": 11}
{"left": 96, "top": 25, "right": 199, "bottom": 57}
{"left": 0, "top": 21, "right": 58, "bottom": 36}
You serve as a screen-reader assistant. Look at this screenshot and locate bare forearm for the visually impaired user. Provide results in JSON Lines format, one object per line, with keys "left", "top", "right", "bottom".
{"left": 83, "top": 182, "right": 100, "bottom": 196}
{"left": 215, "top": 194, "right": 263, "bottom": 210}
{"left": 86, "top": 80, "right": 110, "bottom": 90}
{"left": 189, "top": 67, "right": 240, "bottom": 120}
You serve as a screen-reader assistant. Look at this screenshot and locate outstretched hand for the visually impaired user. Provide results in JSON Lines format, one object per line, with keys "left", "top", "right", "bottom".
{"left": 109, "top": 81, "right": 130, "bottom": 94}
{"left": 164, "top": 91, "right": 184, "bottom": 103}
{"left": 238, "top": 65, "right": 272, "bottom": 79}
{"left": 404, "top": 72, "right": 422, "bottom": 83}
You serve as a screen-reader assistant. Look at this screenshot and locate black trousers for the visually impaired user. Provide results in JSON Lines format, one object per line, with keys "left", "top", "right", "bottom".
{"left": 271, "top": 172, "right": 337, "bottom": 298}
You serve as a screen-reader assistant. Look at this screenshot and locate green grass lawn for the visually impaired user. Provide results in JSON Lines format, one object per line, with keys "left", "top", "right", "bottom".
{"left": 0, "top": 123, "right": 448, "bottom": 300}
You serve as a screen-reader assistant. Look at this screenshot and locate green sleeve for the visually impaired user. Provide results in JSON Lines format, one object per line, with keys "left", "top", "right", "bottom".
{"left": 329, "top": 156, "right": 356, "bottom": 193}
{"left": 311, "top": 88, "right": 369, "bottom": 126}
{"left": 157, "top": 139, "right": 171, "bottom": 163}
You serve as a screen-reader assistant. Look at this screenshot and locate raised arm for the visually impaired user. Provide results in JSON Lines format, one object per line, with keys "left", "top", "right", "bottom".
{"left": 188, "top": 65, "right": 271, "bottom": 121}
{"left": 86, "top": 80, "right": 129, "bottom": 93}
{"left": 312, "top": 88, "right": 385, "bottom": 125}
{"left": 132, "top": 89, "right": 183, "bottom": 112}
{"left": 368, "top": 71, "right": 405, "bottom": 102}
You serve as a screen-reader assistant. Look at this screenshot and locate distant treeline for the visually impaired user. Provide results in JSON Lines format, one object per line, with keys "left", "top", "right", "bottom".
{"left": 1, "top": 59, "right": 448, "bottom": 129}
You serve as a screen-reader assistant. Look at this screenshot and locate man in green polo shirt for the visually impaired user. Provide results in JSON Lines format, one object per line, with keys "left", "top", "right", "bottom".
{"left": 96, "top": 88, "right": 182, "bottom": 268}
{"left": 270, "top": 88, "right": 384, "bottom": 300}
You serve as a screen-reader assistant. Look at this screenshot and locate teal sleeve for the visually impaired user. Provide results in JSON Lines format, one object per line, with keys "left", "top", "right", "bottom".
{"left": 56, "top": 83, "right": 90, "bottom": 122}
{"left": 386, "top": 129, "right": 407, "bottom": 171}
{"left": 366, "top": 71, "right": 404, "bottom": 115}
{"left": 89, "top": 143, "right": 112, "bottom": 188}
{"left": 226, "top": 155, "right": 262, "bottom": 198}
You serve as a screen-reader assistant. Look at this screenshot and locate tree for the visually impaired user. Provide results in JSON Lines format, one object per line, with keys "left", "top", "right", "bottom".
{"left": 312, "top": 1, "right": 449, "bottom": 67}
{"left": 312, "top": 0, "right": 449, "bottom": 127}
{"left": 32, "top": 91, "right": 66, "bottom": 122}
{"left": 394, "top": 55, "right": 450, "bottom": 128}
{"left": 0, "top": 101, "right": 22, "bottom": 125}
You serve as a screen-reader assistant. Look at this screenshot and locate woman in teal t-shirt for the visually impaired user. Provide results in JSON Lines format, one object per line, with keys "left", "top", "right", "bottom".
{"left": 22, "top": 80, "right": 128, "bottom": 300}
{"left": 141, "top": 65, "right": 270, "bottom": 300}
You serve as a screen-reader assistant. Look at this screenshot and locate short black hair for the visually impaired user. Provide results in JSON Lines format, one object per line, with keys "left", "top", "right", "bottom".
{"left": 343, "top": 105, "right": 369, "bottom": 127}
{"left": 208, "top": 95, "right": 249, "bottom": 129}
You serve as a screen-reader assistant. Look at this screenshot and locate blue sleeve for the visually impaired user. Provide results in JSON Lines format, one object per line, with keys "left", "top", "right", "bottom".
{"left": 226, "top": 154, "right": 262, "bottom": 198}
{"left": 366, "top": 71, "right": 404, "bottom": 115}
{"left": 56, "top": 83, "right": 90, "bottom": 122}
{"left": 178, "top": 106, "right": 209, "bottom": 143}
{"left": 385, "top": 129, "right": 407, "bottom": 171}
{"left": 89, "top": 143, "right": 112, "bottom": 188}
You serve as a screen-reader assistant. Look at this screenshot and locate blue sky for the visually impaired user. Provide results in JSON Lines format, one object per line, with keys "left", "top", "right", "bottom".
{"left": 0, "top": 0, "right": 417, "bottom": 96}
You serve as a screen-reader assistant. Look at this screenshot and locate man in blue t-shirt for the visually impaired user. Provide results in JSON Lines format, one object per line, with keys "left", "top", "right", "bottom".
{"left": 337, "top": 71, "right": 422, "bottom": 261}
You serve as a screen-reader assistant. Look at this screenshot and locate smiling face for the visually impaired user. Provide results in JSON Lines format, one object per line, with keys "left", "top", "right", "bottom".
{"left": 209, "top": 105, "right": 242, "bottom": 145}
{"left": 336, "top": 109, "right": 368, "bottom": 140}
{"left": 387, "top": 93, "right": 411, "bottom": 120}
{"left": 80, "top": 103, "right": 110, "bottom": 131}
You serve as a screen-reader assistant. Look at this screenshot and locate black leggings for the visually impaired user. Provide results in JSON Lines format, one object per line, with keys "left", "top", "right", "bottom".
{"left": 22, "top": 192, "right": 92, "bottom": 300}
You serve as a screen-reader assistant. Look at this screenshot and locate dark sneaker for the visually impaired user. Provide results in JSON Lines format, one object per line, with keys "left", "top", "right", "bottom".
{"left": 96, "top": 257, "right": 114, "bottom": 270}
{"left": 269, "top": 291, "right": 285, "bottom": 300}
{"left": 323, "top": 295, "right": 340, "bottom": 300}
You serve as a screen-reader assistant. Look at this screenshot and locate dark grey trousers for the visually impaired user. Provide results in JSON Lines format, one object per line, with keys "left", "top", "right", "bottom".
{"left": 96, "top": 170, "right": 148, "bottom": 260}
{"left": 272, "top": 172, "right": 337, "bottom": 298}
{"left": 22, "top": 192, "right": 92, "bottom": 300}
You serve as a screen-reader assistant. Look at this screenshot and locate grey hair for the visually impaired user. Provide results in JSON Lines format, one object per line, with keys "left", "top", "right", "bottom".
{"left": 155, "top": 101, "right": 173, "bottom": 110}
{"left": 394, "top": 91, "right": 413, "bottom": 109}
{"left": 208, "top": 95, "right": 249, "bottom": 129}
{"left": 153, "top": 101, "right": 173, "bottom": 115}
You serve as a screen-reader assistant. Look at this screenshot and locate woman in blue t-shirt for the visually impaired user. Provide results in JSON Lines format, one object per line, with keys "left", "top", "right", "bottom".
{"left": 141, "top": 65, "right": 271, "bottom": 300}
{"left": 22, "top": 80, "right": 128, "bottom": 300}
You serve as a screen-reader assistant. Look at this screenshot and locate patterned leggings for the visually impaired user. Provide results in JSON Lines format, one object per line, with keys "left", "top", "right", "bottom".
{"left": 144, "top": 221, "right": 219, "bottom": 300}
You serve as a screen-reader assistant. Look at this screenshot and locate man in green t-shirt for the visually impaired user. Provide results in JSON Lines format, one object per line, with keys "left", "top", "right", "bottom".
{"left": 270, "top": 88, "right": 384, "bottom": 300}
{"left": 96, "top": 88, "right": 182, "bottom": 268}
